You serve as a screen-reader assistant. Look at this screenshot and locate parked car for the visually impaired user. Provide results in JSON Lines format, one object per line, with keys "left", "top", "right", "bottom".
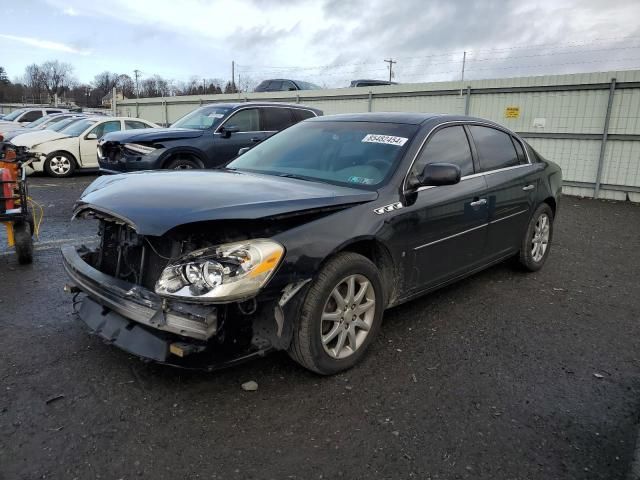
{"left": 11, "top": 116, "right": 158, "bottom": 177}
{"left": 254, "top": 79, "right": 322, "bottom": 92}
{"left": 0, "top": 113, "right": 86, "bottom": 141}
{"left": 0, "top": 107, "right": 67, "bottom": 128}
{"left": 62, "top": 113, "right": 562, "bottom": 374}
{"left": 97, "top": 102, "right": 322, "bottom": 173}
{"left": 350, "top": 79, "right": 398, "bottom": 87}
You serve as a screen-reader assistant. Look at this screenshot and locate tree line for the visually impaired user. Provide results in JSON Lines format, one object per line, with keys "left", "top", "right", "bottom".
{"left": 0, "top": 60, "right": 251, "bottom": 107}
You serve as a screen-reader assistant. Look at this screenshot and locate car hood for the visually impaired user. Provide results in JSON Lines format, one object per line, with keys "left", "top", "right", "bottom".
{"left": 75, "top": 170, "right": 378, "bottom": 236}
{"left": 10, "top": 130, "right": 69, "bottom": 148}
{"left": 101, "top": 127, "right": 204, "bottom": 144}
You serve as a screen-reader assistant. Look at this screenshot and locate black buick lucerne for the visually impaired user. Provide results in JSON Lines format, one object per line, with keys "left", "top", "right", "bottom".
{"left": 62, "top": 113, "right": 562, "bottom": 375}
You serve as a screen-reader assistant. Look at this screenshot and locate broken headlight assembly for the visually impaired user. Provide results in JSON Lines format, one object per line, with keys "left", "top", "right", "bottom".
{"left": 155, "top": 239, "right": 284, "bottom": 302}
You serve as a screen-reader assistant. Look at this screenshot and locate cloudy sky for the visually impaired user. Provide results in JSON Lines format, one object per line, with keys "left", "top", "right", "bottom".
{"left": 2, "top": 0, "right": 640, "bottom": 88}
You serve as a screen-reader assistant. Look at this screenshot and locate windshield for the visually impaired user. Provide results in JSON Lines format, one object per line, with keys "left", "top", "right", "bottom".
{"left": 50, "top": 117, "right": 84, "bottom": 132}
{"left": 227, "top": 121, "right": 417, "bottom": 189}
{"left": 297, "top": 81, "right": 321, "bottom": 90}
{"left": 25, "top": 115, "right": 55, "bottom": 128}
{"left": 59, "top": 119, "right": 97, "bottom": 136}
{"left": 170, "top": 105, "right": 231, "bottom": 130}
{"left": 3, "top": 109, "right": 27, "bottom": 121}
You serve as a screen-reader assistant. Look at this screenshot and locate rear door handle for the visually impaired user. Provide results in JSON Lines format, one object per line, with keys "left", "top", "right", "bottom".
{"left": 522, "top": 184, "right": 535, "bottom": 191}
{"left": 250, "top": 137, "right": 262, "bottom": 143}
{"left": 470, "top": 198, "right": 487, "bottom": 207}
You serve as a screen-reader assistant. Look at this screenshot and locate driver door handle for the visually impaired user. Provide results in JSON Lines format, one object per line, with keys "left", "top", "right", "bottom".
{"left": 522, "top": 184, "right": 535, "bottom": 191}
{"left": 250, "top": 137, "right": 262, "bottom": 143}
{"left": 470, "top": 198, "right": 487, "bottom": 207}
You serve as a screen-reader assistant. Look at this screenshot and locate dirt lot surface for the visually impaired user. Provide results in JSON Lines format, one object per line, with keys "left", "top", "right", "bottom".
{"left": 1, "top": 174, "right": 639, "bottom": 480}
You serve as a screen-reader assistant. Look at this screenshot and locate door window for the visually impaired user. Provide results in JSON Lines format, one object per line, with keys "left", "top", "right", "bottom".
{"left": 20, "top": 110, "right": 42, "bottom": 122}
{"left": 225, "top": 109, "right": 259, "bottom": 132}
{"left": 268, "top": 80, "right": 283, "bottom": 90}
{"left": 125, "top": 120, "right": 150, "bottom": 130}
{"left": 412, "top": 126, "right": 474, "bottom": 178}
{"left": 282, "top": 81, "right": 297, "bottom": 91}
{"left": 262, "top": 108, "right": 295, "bottom": 131}
{"left": 88, "top": 120, "right": 121, "bottom": 138}
{"left": 468, "top": 125, "right": 519, "bottom": 172}
{"left": 46, "top": 109, "right": 62, "bottom": 114}
{"left": 292, "top": 109, "right": 316, "bottom": 122}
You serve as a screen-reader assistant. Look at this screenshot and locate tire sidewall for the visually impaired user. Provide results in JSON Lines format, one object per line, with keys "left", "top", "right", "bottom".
{"left": 521, "top": 204, "right": 554, "bottom": 271}
{"left": 301, "top": 254, "right": 385, "bottom": 374}
{"left": 44, "top": 152, "right": 76, "bottom": 178}
{"left": 167, "top": 158, "right": 199, "bottom": 170}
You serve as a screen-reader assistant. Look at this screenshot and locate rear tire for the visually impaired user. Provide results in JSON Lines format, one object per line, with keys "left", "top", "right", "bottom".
{"left": 518, "top": 203, "right": 554, "bottom": 272}
{"left": 288, "top": 252, "right": 385, "bottom": 375}
{"left": 13, "top": 221, "right": 33, "bottom": 265}
{"left": 44, "top": 151, "right": 76, "bottom": 178}
{"left": 166, "top": 158, "right": 200, "bottom": 170}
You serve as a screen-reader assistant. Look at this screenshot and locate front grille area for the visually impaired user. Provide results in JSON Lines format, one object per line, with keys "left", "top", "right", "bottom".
{"left": 94, "top": 219, "right": 180, "bottom": 290}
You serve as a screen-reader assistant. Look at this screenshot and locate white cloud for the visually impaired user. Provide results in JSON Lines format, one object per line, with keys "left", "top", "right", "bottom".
{"left": 63, "top": 6, "right": 79, "bottom": 16}
{"left": 0, "top": 34, "right": 91, "bottom": 55}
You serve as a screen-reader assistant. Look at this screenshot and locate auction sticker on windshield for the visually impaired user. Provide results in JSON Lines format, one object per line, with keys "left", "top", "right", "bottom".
{"left": 362, "top": 134, "right": 408, "bottom": 146}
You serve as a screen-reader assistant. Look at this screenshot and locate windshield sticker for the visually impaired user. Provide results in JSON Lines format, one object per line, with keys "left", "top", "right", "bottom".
{"left": 347, "top": 176, "right": 375, "bottom": 185}
{"left": 207, "top": 113, "right": 225, "bottom": 119}
{"left": 362, "top": 134, "right": 408, "bottom": 146}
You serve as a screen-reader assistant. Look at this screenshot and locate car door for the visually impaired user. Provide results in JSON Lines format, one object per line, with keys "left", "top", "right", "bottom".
{"left": 213, "top": 108, "right": 265, "bottom": 164}
{"left": 400, "top": 125, "right": 489, "bottom": 291}
{"left": 80, "top": 120, "right": 122, "bottom": 166}
{"left": 466, "top": 125, "right": 537, "bottom": 260}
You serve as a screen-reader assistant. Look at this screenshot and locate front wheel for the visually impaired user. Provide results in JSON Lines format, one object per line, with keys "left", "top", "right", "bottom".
{"left": 288, "top": 252, "right": 385, "bottom": 375}
{"left": 44, "top": 152, "right": 76, "bottom": 178}
{"left": 518, "top": 203, "right": 554, "bottom": 272}
{"left": 166, "top": 158, "right": 200, "bottom": 170}
{"left": 13, "top": 221, "right": 33, "bottom": 265}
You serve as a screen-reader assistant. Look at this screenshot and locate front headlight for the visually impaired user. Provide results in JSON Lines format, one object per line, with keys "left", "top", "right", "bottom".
{"left": 124, "top": 143, "right": 156, "bottom": 155}
{"left": 155, "top": 239, "right": 284, "bottom": 302}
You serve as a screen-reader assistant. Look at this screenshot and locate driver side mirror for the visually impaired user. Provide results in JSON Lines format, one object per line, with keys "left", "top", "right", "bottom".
{"left": 221, "top": 125, "right": 239, "bottom": 138}
{"left": 411, "top": 162, "right": 461, "bottom": 189}
{"left": 86, "top": 133, "right": 98, "bottom": 140}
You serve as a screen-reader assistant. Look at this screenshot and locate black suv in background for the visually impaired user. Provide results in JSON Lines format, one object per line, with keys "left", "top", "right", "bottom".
{"left": 254, "top": 79, "right": 322, "bottom": 92}
{"left": 98, "top": 102, "right": 322, "bottom": 172}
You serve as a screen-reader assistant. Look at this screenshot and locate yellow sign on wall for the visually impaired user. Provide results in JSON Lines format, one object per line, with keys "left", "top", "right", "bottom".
{"left": 504, "top": 106, "right": 520, "bottom": 119}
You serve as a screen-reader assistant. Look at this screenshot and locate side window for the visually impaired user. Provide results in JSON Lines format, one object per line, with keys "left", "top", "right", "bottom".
{"left": 125, "top": 120, "right": 150, "bottom": 130}
{"left": 262, "top": 108, "right": 295, "bottom": 131}
{"left": 20, "top": 110, "right": 42, "bottom": 122}
{"left": 512, "top": 137, "right": 527, "bottom": 164}
{"left": 412, "top": 126, "right": 474, "bottom": 177}
{"left": 225, "top": 108, "right": 259, "bottom": 131}
{"left": 468, "top": 126, "right": 519, "bottom": 172}
{"left": 46, "top": 109, "right": 62, "bottom": 114}
{"left": 282, "top": 81, "right": 296, "bottom": 91}
{"left": 292, "top": 109, "right": 316, "bottom": 122}
{"left": 268, "top": 80, "right": 283, "bottom": 91}
{"left": 89, "top": 120, "right": 121, "bottom": 138}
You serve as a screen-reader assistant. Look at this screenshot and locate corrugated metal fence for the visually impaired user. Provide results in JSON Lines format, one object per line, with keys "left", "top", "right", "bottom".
{"left": 116, "top": 69, "right": 640, "bottom": 201}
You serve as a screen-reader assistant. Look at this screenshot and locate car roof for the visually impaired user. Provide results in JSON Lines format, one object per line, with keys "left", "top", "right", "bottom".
{"left": 307, "top": 113, "right": 510, "bottom": 128}
{"left": 199, "top": 102, "right": 322, "bottom": 112}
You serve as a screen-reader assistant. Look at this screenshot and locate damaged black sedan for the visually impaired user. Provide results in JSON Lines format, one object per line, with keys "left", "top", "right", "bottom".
{"left": 62, "top": 113, "right": 562, "bottom": 374}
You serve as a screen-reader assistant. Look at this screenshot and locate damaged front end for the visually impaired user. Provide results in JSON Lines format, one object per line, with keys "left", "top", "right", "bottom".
{"left": 62, "top": 210, "right": 310, "bottom": 370}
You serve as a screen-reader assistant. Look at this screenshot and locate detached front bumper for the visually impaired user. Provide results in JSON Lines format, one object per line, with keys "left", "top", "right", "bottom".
{"left": 61, "top": 245, "right": 308, "bottom": 369}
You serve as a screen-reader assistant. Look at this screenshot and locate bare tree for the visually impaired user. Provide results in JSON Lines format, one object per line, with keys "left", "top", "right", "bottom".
{"left": 23, "top": 64, "right": 46, "bottom": 102}
{"left": 41, "top": 60, "right": 74, "bottom": 97}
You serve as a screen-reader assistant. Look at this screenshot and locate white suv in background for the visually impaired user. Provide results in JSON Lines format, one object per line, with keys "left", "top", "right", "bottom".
{"left": 0, "top": 107, "right": 68, "bottom": 127}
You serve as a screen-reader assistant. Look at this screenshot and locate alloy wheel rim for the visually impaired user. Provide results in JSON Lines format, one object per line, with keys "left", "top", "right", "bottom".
{"left": 50, "top": 156, "right": 71, "bottom": 175}
{"left": 531, "top": 213, "right": 550, "bottom": 262}
{"left": 320, "top": 274, "right": 376, "bottom": 359}
{"left": 174, "top": 164, "right": 194, "bottom": 170}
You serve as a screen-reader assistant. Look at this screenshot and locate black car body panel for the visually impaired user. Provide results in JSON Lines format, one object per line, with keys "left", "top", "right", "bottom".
{"left": 65, "top": 113, "right": 562, "bottom": 370}
{"left": 97, "top": 102, "right": 322, "bottom": 173}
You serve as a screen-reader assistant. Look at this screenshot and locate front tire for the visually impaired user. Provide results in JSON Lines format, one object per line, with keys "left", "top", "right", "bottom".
{"left": 13, "top": 221, "right": 33, "bottom": 265}
{"left": 44, "top": 152, "right": 76, "bottom": 178}
{"left": 289, "top": 252, "right": 385, "bottom": 375}
{"left": 166, "top": 158, "right": 200, "bottom": 170}
{"left": 518, "top": 203, "right": 554, "bottom": 272}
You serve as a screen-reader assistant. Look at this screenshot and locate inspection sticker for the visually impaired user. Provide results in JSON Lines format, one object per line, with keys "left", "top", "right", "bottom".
{"left": 362, "top": 134, "right": 408, "bottom": 146}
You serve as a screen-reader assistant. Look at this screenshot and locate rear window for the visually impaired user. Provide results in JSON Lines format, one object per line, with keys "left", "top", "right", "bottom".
{"left": 292, "top": 109, "right": 316, "bottom": 122}
{"left": 262, "top": 108, "right": 295, "bottom": 131}
{"left": 468, "top": 125, "right": 519, "bottom": 172}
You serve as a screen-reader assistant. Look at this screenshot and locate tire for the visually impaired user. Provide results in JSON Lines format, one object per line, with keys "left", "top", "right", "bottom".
{"left": 166, "top": 158, "right": 200, "bottom": 170}
{"left": 518, "top": 203, "right": 554, "bottom": 272}
{"left": 44, "top": 151, "right": 76, "bottom": 178}
{"left": 13, "top": 221, "right": 33, "bottom": 265}
{"left": 288, "top": 252, "right": 385, "bottom": 375}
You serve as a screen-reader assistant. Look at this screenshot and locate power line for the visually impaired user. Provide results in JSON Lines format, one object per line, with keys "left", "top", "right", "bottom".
{"left": 383, "top": 58, "right": 397, "bottom": 82}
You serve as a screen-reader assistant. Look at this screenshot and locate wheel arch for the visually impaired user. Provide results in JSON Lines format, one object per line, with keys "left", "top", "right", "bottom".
{"left": 543, "top": 196, "right": 557, "bottom": 216}
{"left": 160, "top": 149, "right": 206, "bottom": 169}
{"left": 46, "top": 149, "right": 79, "bottom": 166}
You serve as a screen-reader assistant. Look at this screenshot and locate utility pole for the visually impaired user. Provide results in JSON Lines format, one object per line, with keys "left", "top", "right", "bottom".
{"left": 202, "top": 78, "right": 206, "bottom": 94}
{"left": 231, "top": 60, "right": 236, "bottom": 92}
{"left": 460, "top": 51, "right": 467, "bottom": 97}
{"left": 133, "top": 69, "right": 141, "bottom": 98}
{"left": 384, "top": 58, "right": 396, "bottom": 83}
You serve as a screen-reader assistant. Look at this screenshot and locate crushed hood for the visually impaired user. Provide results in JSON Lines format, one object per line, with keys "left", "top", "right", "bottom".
{"left": 100, "top": 127, "right": 204, "bottom": 144}
{"left": 10, "top": 130, "right": 69, "bottom": 148}
{"left": 75, "top": 170, "right": 378, "bottom": 236}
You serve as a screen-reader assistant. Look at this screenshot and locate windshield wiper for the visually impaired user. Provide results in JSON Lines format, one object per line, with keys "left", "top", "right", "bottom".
{"left": 276, "top": 172, "right": 313, "bottom": 182}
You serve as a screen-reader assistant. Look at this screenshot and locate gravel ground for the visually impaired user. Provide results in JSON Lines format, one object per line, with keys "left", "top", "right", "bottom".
{"left": 1, "top": 175, "right": 639, "bottom": 480}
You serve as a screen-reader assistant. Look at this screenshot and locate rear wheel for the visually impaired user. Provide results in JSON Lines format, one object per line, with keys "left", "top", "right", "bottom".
{"left": 518, "top": 203, "right": 554, "bottom": 271}
{"left": 166, "top": 158, "right": 200, "bottom": 170}
{"left": 13, "top": 221, "right": 33, "bottom": 265}
{"left": 288, "top": 252, "right": 385, "bottom": 375}
{"left": 44, "top": 151, "right": 76, "bottom": 178}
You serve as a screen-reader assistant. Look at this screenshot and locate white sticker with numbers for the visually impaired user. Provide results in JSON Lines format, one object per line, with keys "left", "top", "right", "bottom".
{"left": 361, "top": 134, "right": 408, "bottom": 146}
